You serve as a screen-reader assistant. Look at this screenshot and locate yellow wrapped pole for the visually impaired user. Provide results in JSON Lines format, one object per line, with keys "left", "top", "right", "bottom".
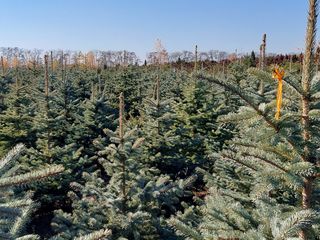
{"left": 272, "top": 67, "right": 285, "bottom": 120}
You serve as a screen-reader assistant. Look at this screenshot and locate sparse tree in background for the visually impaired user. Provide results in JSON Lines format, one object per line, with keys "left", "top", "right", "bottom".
{"left": 250, "top": 50, "right": 256, "bottom": 67}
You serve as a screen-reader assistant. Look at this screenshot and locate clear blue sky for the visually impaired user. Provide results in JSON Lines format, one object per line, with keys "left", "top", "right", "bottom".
{"left": 0, "top": 0, "right": 313, "bottom": 59}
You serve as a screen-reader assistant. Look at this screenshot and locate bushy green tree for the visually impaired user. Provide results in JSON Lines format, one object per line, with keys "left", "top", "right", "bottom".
{"left": 0, "top": 73, "right": 36, "bottom": 151}
{"left": 169, "top": 1, "right": 320, "bottom": 239}
{"left": 52, "top": 93, "right": 196, "bottom": 239}
{"left": 0, "top": 143, "right": 64, "bottom": 239}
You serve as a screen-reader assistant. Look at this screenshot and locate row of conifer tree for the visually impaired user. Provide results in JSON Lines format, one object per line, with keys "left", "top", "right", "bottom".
{"left": 0, "top": 0, "right": 320, "bottom": 239}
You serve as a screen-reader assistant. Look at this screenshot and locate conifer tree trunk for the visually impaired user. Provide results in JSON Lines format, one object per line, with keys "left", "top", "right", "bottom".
{"left": 15, "top": 58, "right": 20, "bottom": 90}
{"left": 194, "top": 45, "right": 198, "bottom": 72}
{"left": 91, "top": 62, "right": 96, "bottom": 100}
{"left": 44, "top": 55, "right": 51, "bottom": 161}
{"left": 156, "top": 76, "right": 160, "bottom": 106}
{"left": 138, "top": 79, "right": 142, "bottom": 104}
{"left": 97, "top": 69, "right": 102, "bottom": 95}
{"left": 61, "top": 57, "right": 64, "bottom": 83}
{"left": 61, "top": 51, "right": 64, "bottom": 70}
{"left": 50, "top": 51, "right": 54, "bottom": 74}
{"left": 152, "top": 78, "right": 157, "bottom": 100}
{"left": 1, "top": 56, "right": 5, "bottom": 77}
{"left": 63, "top": 58, "right": 69, "bottom": 118}
{"left": 300, "top": 0, "right": 317, "bottom": 238}
{"left": 91, "top": 82, "right": 96, "bottom": 100}
{"left": 156, "top": 76, "right": 161, "bottom": 135}
{"left": 315, "top": 44, "right": 320, "bottom": 72}
{"left": 119, "top": 92, "right": 126, "bottom": 212}
{"left": 222, "top": 60, "right": 225, "bottom": 76}
{"left": 65, "top": 56, "right": 67, "bottom": 78}
{"left": 45, "top": 55, "right": 49, "bottom": 98}
{"left": 259, "top": 33, "right": 266, "bottom": 95}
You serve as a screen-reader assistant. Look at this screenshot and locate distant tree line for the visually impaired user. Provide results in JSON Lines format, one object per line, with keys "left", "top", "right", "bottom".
{"left": 0, "top": 46, "right": 304, "bottom": 71}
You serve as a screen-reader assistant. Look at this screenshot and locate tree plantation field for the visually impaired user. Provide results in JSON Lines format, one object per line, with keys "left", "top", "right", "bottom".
{"left": 1, "top": 0, "right": 320, "bottom": 239}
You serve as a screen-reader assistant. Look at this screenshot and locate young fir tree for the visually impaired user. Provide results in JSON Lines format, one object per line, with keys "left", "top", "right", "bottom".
{"left": 0, "top": 56, "right": 14, "bottom": 113}
{"left": 169, "top": 79, "right": 233, "bottom": 176}
{"left": 0, "top": 144, "right": 64, "bottom": 239}
{"left": 73, "top": 94, "right": 116, "bottom": 159}
{"left": 139, "top": 75, "right": 181, "bottom": 176}
{"left": 103, "top": 66, "right": 144, "bottom": 114}
{"left": 0, "top": 66, "right": 37, "bottom": 151}
{"left": 20, "top": 55, "right": 85, "bottom": 231}
{"left": 250, "top": 50, "right": 256, "bottom": 67}
{"left": 51, "top": 92, "right": 196, "bottom": 239}
{"left": 170, "top": 0, "right": 320, "bottom": 239}
{"left": 140, "top": 71, "right": 233, "bottom": 178}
